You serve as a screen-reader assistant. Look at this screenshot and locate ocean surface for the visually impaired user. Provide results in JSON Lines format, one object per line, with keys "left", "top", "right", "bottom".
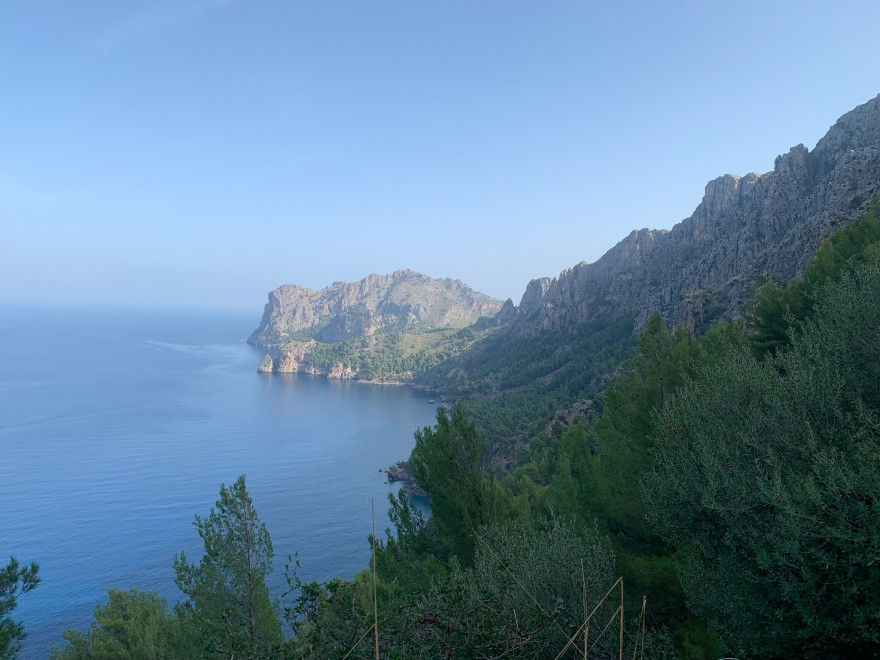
{"left": 0, "top": 306, "right": 434, "bottom": 658}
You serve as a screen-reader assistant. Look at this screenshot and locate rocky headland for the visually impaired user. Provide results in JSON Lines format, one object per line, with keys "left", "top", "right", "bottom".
{"left": 251, "top": 94, "right": 880, "bottom": 396}
{"left": 249, "top": 270, "right": 503, "bottom": 381}
{"left": 249, "top": 269, "right": 502, "bottom": 351}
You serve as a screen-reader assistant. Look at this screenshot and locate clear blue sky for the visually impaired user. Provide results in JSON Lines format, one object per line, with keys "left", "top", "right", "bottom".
{"left": 2, "top": 1, "right": 878, "bottom": 312}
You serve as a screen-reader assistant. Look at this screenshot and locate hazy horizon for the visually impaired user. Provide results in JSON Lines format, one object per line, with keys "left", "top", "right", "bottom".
{"left": 3, "top": 1, "right": 879, "bottom": 311}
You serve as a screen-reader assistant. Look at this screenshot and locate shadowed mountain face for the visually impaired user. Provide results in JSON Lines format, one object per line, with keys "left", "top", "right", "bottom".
{"left": 514, "top": 93, "right": 880, "bottom": 336}
{"left": 248, "top": 269, "right": 503, "bottom": 349}
{"left": 409, "top": 94, "right": 880, "bottom": 446}
{"left": 249, "top": 94, "right": 879, "bottom": 397}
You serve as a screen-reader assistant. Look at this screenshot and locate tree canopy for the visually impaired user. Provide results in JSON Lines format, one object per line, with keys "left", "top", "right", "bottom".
{"left": 643, "top": 259, "right": 880, "bottom": 658}
{"left": 174, "top": 474, "right": 282, "bottom": 659}
{"left": 50, "top": 589, "right": 178, "bottom": 660}
{"left": 0, "top": 556, "right": 40, "bottom": 658}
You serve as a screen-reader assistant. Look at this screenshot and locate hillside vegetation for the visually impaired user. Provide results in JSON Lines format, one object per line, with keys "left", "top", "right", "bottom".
{"left": 44, "top": 202, "right": 880, "bottom": 659}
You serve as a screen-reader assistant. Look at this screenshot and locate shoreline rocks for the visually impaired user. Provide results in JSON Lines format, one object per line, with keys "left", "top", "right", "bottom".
{"left": 385, "top": 461, "right": 428, "bottom": 498}
{"left": 257, "top": 354, "right": 274, "bottom": 373}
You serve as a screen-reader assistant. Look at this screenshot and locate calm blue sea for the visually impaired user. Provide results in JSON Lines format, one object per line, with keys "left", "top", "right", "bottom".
{"left": 0, "top": 306, "right": 434, "bottom": 658}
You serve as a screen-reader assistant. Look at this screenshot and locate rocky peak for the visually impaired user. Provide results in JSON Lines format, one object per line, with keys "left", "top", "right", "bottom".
{"left": 249, "top": 270, "right": 503, "bottom": 349}
{"left": 509, "top": 93, "right": 880, "bottom": 336}
{"left": 595, "top": 228, "right": 665, "bottom": 276}
{"left": 701, "top": 172, "right": 763, "bottom": 216}
{"left": 519, "top": 277, "right": 553, "bottom": 311}
{"left": 812, "top": 94, "right": 880, "bottom": 158}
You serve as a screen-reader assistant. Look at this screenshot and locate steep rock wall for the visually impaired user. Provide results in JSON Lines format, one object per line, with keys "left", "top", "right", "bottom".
{"left": 249, "top": 269, "right": 503, "bottom": 349}
{"left": 515, "top": 94, "right": 880, "bottom": 335}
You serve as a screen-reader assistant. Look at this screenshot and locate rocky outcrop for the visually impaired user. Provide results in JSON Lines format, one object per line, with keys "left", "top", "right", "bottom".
{"left": 327, "top": 363, "right": 357, "bottom": 379}
{"left": 519, "top": 277, "right": 553, "bottom": 312}
{"left": 265, "top": 341, "right": 356, "bottom": 378}
{"left": 257, "top": 354, "right": 274, "bottom": 373}
{"left": 472, "top": 298, "right": 517, "bottom": 330}
{"left": 385, "top": 461, "right": 428, "bottom": 498}
{"left": 543, "top": 399, "right": 596, "bottom": 437}
{"left": 511, "top": 93, "right": 880, "bottom": 335}
{"left": 249, "top": 269, "right": 503, "bottom": 350}
{"left": 275, "top": 342, "right": 314, "bottom": 372}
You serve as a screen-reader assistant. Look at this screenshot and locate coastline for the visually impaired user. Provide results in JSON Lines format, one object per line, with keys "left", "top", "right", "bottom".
{"left": 256, "top": 352, "right": 447, "bottom": 396}
{"left": 384, "top": 461, "right": 428, "bottom": 498}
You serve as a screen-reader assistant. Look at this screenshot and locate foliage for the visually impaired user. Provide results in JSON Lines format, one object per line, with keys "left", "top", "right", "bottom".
{"left": 283, "top": 569, "right": 377, "bottom": 659}
{"left": 0, "top": 556, "right": 40, "bottom": 658}
{"left": 282, "top": 325, "right": 488, "bottom": 381}
{"left": 746, "top": 199, "right": 880, "bottom": 358}
{"left": 498, "top": 316, "right": 743, "bottom": 655}
{"left": 642, "top": 260, "right": 880, "bottom": 658}
{"left": 283, "top": 550, "right": 450, "bottom": 660}
{"left": 286, "top": 516, "right": 678, "bottom": 660}
{"left": 373, "top": 490, "right": 447, "bottom": 593}
{"left": 417, "top": 315, "right": 635, "bottom": 449}
{"left": 582, "top": 315, "right": 709, "bottom": 536}
{"left": 409, "top": 403, "right": 496, "bottom": 564}
{"left": 744, "top": 275, "right": 806, "bottom": 358}
{"left": 173, "top": 475, "right": 282, "bottom": 659}
{"left": 417, "top": 517, "right": 618, "bottom": 659}
{"left": 49, "top": 589, "right": 178, "bottom": 660}
{"left": 55, "top": 202, "right": 880, "bottom": 659}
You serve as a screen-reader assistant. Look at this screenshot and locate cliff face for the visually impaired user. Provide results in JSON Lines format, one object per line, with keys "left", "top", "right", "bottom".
{"left": 515, "top": 94, "right": 880, "bottom": 335}
{"left": 249, "top": 269, "right": 503, "bottom": 349}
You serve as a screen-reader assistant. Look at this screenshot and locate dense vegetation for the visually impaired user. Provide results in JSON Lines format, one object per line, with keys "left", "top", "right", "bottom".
{"left": 415, "top": 315, "right": 636, "bottom": 454}
{"left": 279, "top": 325, "right": 492, "bottom": 382}
{"left": 50, "top": 476, "right": 280, "bottom": 660}
{"left": 28, "top": 202, "right": 880, "bottom": 659}
{"left": 644, "top": 262, "right": 880, "bottom": 657}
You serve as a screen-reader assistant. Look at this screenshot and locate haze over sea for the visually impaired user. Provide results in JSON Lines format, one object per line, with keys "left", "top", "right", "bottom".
{"left": 0, "top": 306, "right": 433, "bottom": 659}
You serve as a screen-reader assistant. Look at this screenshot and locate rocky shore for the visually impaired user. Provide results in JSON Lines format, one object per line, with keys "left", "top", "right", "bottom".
{"left": 384, "top": 461, "right": 428, "bottom": 498}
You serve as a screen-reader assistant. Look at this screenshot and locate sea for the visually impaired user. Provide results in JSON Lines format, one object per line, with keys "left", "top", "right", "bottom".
{"left": 0, "top": 305, "right": 435, "bottom": 658}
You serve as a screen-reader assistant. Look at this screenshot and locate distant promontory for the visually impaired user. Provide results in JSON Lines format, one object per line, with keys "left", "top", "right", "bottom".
{"left": 248, "top": 269, "right": 504, "bottom": 382}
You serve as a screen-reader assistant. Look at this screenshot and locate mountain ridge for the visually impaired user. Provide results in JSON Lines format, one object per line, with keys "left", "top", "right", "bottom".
{"left": 512, "top": 93, "right": 880, "bottom": 336}
{"left": 249, "top": 93, "right": 880, "bottom": 397}
{"left": 409, "top": 93, "right": 880, "bottom": 447}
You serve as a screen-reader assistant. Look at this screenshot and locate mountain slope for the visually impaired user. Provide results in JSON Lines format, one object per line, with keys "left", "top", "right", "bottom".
{"left": 417, "top": 93, "right": 880, "bottom": 449}
{"left": 248, "top": 269, "right": 503, "bottom": 350}
{"left": 516, "top": 94, "right": 880, "bottom": 336}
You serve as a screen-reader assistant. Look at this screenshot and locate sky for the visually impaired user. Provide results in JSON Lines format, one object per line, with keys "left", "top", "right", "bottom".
{"left": 1, "top": 1, "right": 879, "bottom": 313}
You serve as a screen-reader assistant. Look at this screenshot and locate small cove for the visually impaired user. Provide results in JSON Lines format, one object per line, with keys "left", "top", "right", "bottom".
{"left": 0, "top": 306, "right": 434, "bottom": 658}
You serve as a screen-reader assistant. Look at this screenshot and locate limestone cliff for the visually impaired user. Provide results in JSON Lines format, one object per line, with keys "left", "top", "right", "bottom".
{"left": 518, "top": 277, "right": 553, "bottom": 312}
{"left": 512, "top": 93, "right": 880, "bottom": 335}
{"left": 249, "top": 269, "right": 503, "bottom": 350}
{"left": 249, "top": 270, "right": 503, "bottom": 380}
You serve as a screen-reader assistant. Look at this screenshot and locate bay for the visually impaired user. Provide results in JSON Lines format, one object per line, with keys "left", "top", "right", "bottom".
{"left": 0, "top": 305, "right": 434, "bottom": 658}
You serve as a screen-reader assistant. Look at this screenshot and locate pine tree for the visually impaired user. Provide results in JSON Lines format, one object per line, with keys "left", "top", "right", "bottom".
{"left": 409, "top": 404, "right": 490, "bottom": 564}
{"left": 173, "top": 475, "right": 282, "bottom": 659}
{"left": 0, "top": 556, "right": 40, "bottom": 658}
